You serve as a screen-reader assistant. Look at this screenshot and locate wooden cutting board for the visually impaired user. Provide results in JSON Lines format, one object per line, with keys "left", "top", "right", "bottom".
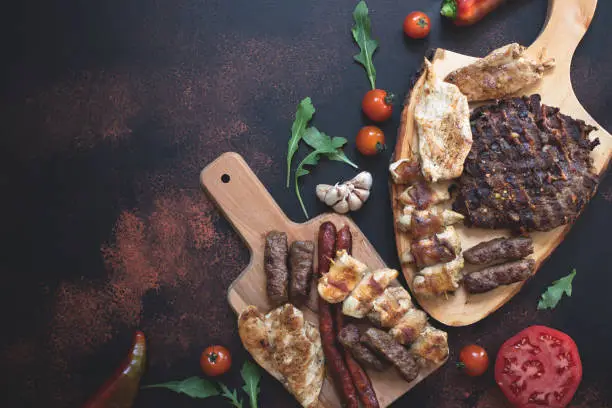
{"left": 392, "top": 0, "right": 611, "bottom": 327}
{"left": 200, "top": 152, "right": 446, "bottom": 408}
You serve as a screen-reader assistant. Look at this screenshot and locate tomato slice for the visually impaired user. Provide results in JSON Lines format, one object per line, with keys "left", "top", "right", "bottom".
{"left": 495, "top": 326, "right": 582, "bottom": 408}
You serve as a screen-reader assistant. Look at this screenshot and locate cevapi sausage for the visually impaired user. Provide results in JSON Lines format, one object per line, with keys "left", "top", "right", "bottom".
{"left": 334, "top": 225, "right": 380, "bottom": 408}
{"left": 318, "top": 222, "right": 359, "bottom": 408}
{"left": 264, "top": 231, "right": 289, "bottom": 306}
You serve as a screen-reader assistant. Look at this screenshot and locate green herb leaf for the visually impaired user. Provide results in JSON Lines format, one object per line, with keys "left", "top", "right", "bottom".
{"left": 142, "top": 377, "right": 219, "bottom": 399}
{"left": 440, "top": 0, "right": 458, "bottom": 19}
{"left": 287, "top": 97, "right": 316, "bottom": 188}
{"left": 352, "top": 1, "right": 379, "bottom": 90}
{"left": 241, "top": 361, "right": 261, "bottom": 408}
{"left": 537, "top": 269, "right": 577, "bottom": 310}
{"left": 219, "top": 383, "right": 243, "bottom": 408}
{"left": 295, "top": 150, "right": 326, "bottom": 219}
{"left": 302, "top": 127, "right": 358, "bottom": 169}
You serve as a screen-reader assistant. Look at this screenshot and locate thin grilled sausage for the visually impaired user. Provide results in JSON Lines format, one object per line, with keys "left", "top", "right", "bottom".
{"left": 318, "top": 222, "right": 359, "bottom": 408}
{"left": 335, "top": 226, "right": 379, "bottom": 408}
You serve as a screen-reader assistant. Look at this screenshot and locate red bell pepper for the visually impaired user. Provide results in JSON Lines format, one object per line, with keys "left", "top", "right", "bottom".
{"left": 82, "top": 331, "right": 147, "bottom": 408}
{"left": 440, "top": 0, "right": 506, "bottom": 26}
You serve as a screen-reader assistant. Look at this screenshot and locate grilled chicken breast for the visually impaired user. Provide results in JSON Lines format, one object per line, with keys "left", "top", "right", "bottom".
{"left": 410, "top": 326, "right": 449, "bottom": 365}
{"left": 318, "top": 250, "right": 368, "bottom": 304}
{"left": 238, "top": 304, "right": 324, "bottom": 408}
{"left": 389, "top": 308, "right": 428, "bottom": 345}
{"left": 444, "top": 43, "right": 555, "bottom": 102}
{"left": 368, "top": 286, "right": 413, "bottom": 328}
{"left": 413, "top": 256, "right": 464, "bottom": 296}
{"left": 342, "top": 268, "right": 398, "bottom": 318}
{"left": 414, "top": 59, "right": 472, "bottom": 182}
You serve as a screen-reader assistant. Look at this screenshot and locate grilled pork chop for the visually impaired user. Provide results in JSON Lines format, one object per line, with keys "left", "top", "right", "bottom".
{"left": 453, "top": 94, "right": 600, "bottom": 232}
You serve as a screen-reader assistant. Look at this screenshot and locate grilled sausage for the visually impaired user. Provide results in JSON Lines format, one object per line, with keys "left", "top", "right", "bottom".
{"left": 289, "top": 240, "right": 315, "bottom": 305}
{"left": 317, "top": 222, "right": 358, "bottom": 408}
{"left": 361, "top": 328, "right": 419, "bottom": 382}
{"left": 338, "top": 325, "right": 386, "bottom": 371}
{"left": 264, "top": 231, "right": 288, "bottom": 306}
{"left": 464, "top": 236, "right": 534, "bottom": 265}
{"left": 464, "top": 259, "right": 535, "bottom": 293}
{"left": 334, "top": 225, "right": 380, "bottom": 407}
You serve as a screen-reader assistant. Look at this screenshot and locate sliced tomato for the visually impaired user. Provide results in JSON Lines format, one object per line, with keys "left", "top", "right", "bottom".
{"left": 495, "top": 326, "right": 582, "bottom": 408}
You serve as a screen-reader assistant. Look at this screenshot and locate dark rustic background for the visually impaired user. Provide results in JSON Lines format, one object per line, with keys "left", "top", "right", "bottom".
{"left": 1, "top": 0, "right": 610, "bottom": 407}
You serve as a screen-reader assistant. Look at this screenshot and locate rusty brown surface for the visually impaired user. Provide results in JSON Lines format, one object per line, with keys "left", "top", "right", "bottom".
{"left": 0, "top": 0, "right": 611, "bottom": 407}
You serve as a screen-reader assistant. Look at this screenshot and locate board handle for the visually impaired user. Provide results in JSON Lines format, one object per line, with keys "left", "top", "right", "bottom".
{"left": 528, "top": 0, "right": 597, "bottom": 69}
{"left": 200, "top": 152, "right": 292, "bottom": 250}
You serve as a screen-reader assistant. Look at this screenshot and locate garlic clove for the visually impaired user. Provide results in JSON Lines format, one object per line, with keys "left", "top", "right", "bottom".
{"left": 324, "top": 187, "right": 343, "bottom": 206}
{"left": 352, "top": 188, "right": 370, "bottom": 203}
{"left": 347, "top": 193, "right": 363, "bottom": 211}
{"left": 349, "top": 171, "right": 373, "bottom": 190}
{"left": 316, "top": 184, "right": 332, "bottom": 202}
{"left": 332, "top": 198, "right": 350, "bottom": 214}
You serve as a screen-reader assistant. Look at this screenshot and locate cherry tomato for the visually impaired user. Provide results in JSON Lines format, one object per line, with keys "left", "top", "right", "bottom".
{"left": 356, "top": 126, "right": 385, "bottom": 156}
{"left": 403, "top": 11, "right": 431, "bottom": 39}
{"left": 200, "top": 345, "right": 232, "bottom": 376}
{"left": 495, "top": 326, "right": 582, "bottom": 408}
{"left": 459, "top": 344, "right": 489, "bottom": 376}
{"left": 362, "top": 89, "right": 393, "bottom": 122}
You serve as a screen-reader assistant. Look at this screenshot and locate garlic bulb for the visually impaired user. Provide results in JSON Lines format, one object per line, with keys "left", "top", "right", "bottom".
{"left": 315, "top": 171, "right": 373, "bottom": 214}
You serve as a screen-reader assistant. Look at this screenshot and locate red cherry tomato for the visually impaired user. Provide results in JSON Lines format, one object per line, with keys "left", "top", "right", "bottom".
{"left": 356, "top": 126, "right": 385, "bottom": 156}
{"left": 495, "top": 326, "right": 582, "bottom": 408}
{"left": 362, "top": 89, "right": 393, "bottom": 122}
{"left": 403, "top": 11, "right": 431, "bottom": 39}
{"left": 200, "top": 345, "right": 232, "bottom": 376}
{"left": 459, "top": 344, "right": 489, "bottom": 376}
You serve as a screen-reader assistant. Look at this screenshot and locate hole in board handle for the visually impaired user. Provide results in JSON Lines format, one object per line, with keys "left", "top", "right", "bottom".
{"left": 221, "top": 174, "right": 231, "bottom": 183}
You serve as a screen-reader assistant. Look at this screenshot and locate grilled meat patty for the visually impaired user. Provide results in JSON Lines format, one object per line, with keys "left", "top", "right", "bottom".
{"left": 453, "top": 94, "right": 599, "bottom": 232}
{"left": 361, "top": 328, "right": 419, "bottom": 382}
{"left": 464, "top": 236, "right": 533, "bottom": 265}
{"left": 464, "top": 259, "right": 535, "bottom": 293}
{"left": 338, "top": 325, "right": 386, "bottom": 371}
{"left": 265, "top": 231, "right": 289, "bottom": 306}
{"left": 289, "top": 240, "right": 315, "bottom": 305}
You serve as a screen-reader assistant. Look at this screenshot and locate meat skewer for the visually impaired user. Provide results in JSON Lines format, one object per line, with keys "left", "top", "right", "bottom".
{"left": 413, "top": 256, "right": 464, "bottom": 296}
{"left": 264, "top": 231, "right": 289, "bottom": 306}
{"left": 289, "top": 240, "right": 315, "bottom": 306}
{"left": 389, "top": 308, "right": 428, "bottom": 345}
{"left": 367, "top": 286, "right": 413, "bottom": 329}
{"left": 401, "top": 226, "right": 460, "bottom": 267}
{"left": 361, "top": 328, "right": 420, "bottom": 382}
{"left": 463, "top": 236, "right": 533, "bottom": 265}
{"left": 389, "top": 159, "right": 421, "bottom": 185}
{"left": 464, "top": 259, "right": 535, "bottom": 293}
{"left": 317, "top": 222, "right": 359, "bottom": 408}
{"left": 335, "top": 225, "right": 380, "bottom": 408}
{"left": 398, "top": 181, "right": 451, "bottom": 209}
{"left": 397, "top": 206, "right": 464, "bottom": 237}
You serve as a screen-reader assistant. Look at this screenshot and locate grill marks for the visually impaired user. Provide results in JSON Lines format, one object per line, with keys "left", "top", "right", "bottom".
{"left": 454, "top": 94, "right": 599, "bottom": 232}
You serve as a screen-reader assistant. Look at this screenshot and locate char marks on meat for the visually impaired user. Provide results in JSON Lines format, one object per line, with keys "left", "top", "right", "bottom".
{"left": 453, "top": 94, "right": 599, "bottom": 232}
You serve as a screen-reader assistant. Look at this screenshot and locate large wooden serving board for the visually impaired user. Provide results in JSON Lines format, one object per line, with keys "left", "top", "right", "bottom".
{"left": 392, "top": 0, "right": 611, "bottom": 327}
{"left": 200, "top": 152, "right": 446, "bottom": 408}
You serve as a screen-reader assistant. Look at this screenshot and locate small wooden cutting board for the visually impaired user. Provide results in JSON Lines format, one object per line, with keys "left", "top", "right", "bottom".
{"left": 200, "top": 152, "right": 446, "bottom": 408}
{"left": 392, "top": 0, "right": 611, "bottom": 326}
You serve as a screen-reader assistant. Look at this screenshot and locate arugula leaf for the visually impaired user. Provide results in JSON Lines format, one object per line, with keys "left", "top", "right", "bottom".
{"left": 240, "top": 361, "right": 261, "bottom": 408}
{"left": 219, "top": 383, "right": 243, "bottom": 408}
{"left": 303, "top": 127, "right": 358, "bottom": 169}
{"left": 286, "top": 97, "right": 316, "bottom": 187}
{"left": 294, "top": 129, "right": 348, "bottom": 218}
{"left": 352, "top": 1, "right": 379, "bottom": 90}
{"left": 142, "top": 377, "right": 219, "bottom": 399}
{"left": 537, "top": 269, "right": 577, "bottom": 310}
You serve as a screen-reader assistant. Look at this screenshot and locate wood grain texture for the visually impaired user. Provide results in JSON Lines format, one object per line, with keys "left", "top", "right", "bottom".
{"left": 392, "top": 0, "right": 611, "bottom": 326}
{"left": 200, "top": 152, "right": 446, "bottom": 408}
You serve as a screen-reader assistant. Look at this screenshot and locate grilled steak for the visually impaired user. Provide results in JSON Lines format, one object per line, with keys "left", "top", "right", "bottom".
{"left": 464, "top": 236, "right": 533, "bottom": 265}
{"left": 453, "top": 94, "right": 599, "bottom": 232}
{"left": 338, "top": 324, "right": 386, "bottom": 371}
{"left": 289, "top": 240, "right": 315, "bottom": 305}
{"left": 464, "top": 259, "right": 535, "bottom": 293}
{"left": 361, "top": 328, "right": 419, "bottom": 381}
{"left": 264, "top": 231, "right": 289, "bottom": 306}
